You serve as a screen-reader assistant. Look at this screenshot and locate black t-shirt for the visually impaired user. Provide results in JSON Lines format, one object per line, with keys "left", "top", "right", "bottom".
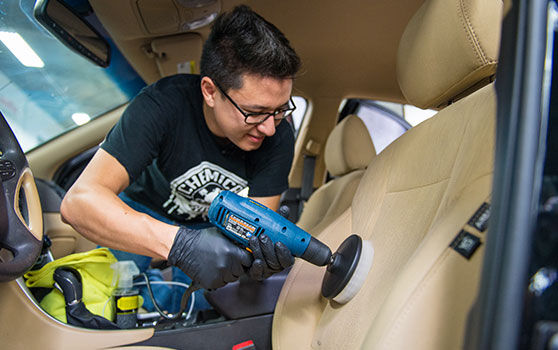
{"left": 101, "top": 74, "right": 294, "bottom": 223}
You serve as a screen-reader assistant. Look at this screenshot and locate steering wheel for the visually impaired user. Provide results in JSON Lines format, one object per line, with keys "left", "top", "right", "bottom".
{"left": 0, "top": 111, "right": 43, "bottom": 281}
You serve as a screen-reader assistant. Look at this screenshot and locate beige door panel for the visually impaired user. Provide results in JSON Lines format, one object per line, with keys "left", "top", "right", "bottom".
{"left": 0, "top": 279, "right": 154, "bottom": 349}
{"left": 27, "top": 105, "right": 126, "bottom": 181}
{"left": 44, "top": 213, "right": 97, "bottom": 259}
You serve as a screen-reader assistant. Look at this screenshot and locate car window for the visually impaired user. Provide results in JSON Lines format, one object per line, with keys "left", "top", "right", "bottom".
{"left": 342, "top": 99, "right": 437, "bottom": 153}
{"left": 401, "top": 104, "right": 438, "bottom": 127}
{"left": 0, "top": 0, "right": 145, "bottom": 152}
{"left": 290, "top": 95, "right": 308, "bottom": 138}
{"left": 372, "top": 100, "right": 437, "bottom": 127}
{"left": 355, "top": 102, "right": 409, "bottom": 153}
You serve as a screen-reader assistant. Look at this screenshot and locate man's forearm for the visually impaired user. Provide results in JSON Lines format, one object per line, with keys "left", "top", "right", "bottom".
{"left": 61, "top": 184, "right": 178, "bottom": 260}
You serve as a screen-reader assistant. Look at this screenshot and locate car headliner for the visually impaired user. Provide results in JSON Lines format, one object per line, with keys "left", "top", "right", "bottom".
{"left": 89, "top": 0, "right": 425, "bottom": 104}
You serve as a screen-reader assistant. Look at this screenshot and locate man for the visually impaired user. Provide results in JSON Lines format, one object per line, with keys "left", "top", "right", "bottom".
{"left": 61, "top": 5, "right": 300, "bottom": 312}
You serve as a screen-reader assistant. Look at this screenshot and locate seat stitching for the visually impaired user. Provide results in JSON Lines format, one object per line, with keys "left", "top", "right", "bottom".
{"left": 381, "top": 249, "right": 452, "bottom": 349}
{"left": 393, "top": 103, "right": 487, "bottom": 332}
{"left": 380, "top": 117, "right": 469, "bottom": 346}
{"left": 425, "top": 69, "right": 495, "bottom": 111}
{"left": 458, "top": 0, "right": 488, "bottom": 64}
{"left": 378, "top": 182, "right": 492, "bottom": 348}
{"left": 382, "top": 114, "right": 478, "bottom": 348}
{"left": 271, "top": 262, "right": 305, "bottom": 350}
{"left": 429, "top": 114, "right": 472, "bottom": 227}
{"left": 386, "top": 177, "right": 450, "bottom": 195}
{"left": 387, "top": 113, "right": 469, "bottom": 196}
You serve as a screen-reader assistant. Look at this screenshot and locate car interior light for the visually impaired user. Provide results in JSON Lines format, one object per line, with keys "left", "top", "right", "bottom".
{"left": 0, "top": 32, "right": 45, "bottom": 68}
{"left": 71, "top": 112, "right": 91, "bottom": 126}
{"left": 181, "top": 12, "right": 218, "bottom": 31}
{"left": 176, "top": 0, "right": 218, "bottom": 8}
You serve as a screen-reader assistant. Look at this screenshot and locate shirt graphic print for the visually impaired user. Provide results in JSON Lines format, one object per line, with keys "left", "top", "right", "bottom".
{"left": 163, "top": 161, "right": 248, "bottom": 220}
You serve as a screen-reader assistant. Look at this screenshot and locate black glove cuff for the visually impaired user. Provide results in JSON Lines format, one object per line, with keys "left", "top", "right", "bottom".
{"left": 167, "top": 226, "right": 197, "bottom": 265}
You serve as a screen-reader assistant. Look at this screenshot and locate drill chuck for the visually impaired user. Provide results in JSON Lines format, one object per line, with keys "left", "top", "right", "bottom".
{"left": 301, "top": 236, "right": 332, "bottom": 266}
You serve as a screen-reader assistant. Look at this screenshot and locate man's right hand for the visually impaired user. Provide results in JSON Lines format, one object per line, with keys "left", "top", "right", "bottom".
{"left": 167, "top": 227, "right": 252, "bottom": 290}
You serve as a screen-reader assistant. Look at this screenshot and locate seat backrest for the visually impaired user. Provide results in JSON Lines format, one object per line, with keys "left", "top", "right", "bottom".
{"left": 273, "top": 0, "right": 502, "bottom": 349}
{"left": 297, "top": 115, "right": 376, "bottom": 234}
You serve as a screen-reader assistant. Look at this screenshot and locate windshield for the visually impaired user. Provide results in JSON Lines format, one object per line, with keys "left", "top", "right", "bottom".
{"left": 0, "top": 0, "right": 145, "bottom": 152}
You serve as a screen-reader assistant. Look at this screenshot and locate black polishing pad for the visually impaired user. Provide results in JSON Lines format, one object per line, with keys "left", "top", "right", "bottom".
{"left": 321, "top": 234, "right": 362, "bottom": 300}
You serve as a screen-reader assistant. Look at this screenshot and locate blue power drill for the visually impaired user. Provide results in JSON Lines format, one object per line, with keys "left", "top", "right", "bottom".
{"left": 207, "top": 191, "right": 374, "bottom": 304}
{"left": 208, "top": 191, "right": 332, "bottom": 266}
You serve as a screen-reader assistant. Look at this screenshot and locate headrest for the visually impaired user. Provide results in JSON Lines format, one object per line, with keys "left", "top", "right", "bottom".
{"left": 324, "top": 115, "right": 376, "bottom": 177}
{"left": 396, "top": 0, "right": 503, "bottom": 109}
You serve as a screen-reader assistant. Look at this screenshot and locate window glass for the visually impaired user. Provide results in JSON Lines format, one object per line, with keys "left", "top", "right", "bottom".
{"left": 355, "top": 102, "right": 409, "bottom": 153}
{"left": 347, "top": 99, "right": 437, "bottom": 153}
{"left": 373, "top": 100, "right": 437, "bottom": 127}
{"left": 403, "top": 104, "right": 437, "bottom": 126}
{"left": 290, "top": 95, "right": 308, "bottom": 138}
{"left": 0, "top": 0, "right": 145, "bottom": 152}
{"left": 372, "top": 100, "right": 404, "bottom": 117}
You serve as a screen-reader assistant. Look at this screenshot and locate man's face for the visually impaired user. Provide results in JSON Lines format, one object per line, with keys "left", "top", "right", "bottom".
{"left": 204, "top": 74, "right": 293, "bottom": 151}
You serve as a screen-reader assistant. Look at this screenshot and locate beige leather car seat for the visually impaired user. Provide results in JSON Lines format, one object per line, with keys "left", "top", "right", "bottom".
{"left": 273, "top": 0, "right": 502, "bottom": 349}
{"left": 297, "top": 115, "right": 376, "bottom": 234}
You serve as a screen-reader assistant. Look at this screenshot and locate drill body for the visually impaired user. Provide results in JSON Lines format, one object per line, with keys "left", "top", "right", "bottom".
{"left": 208, "top": 191, "right": 331, "bottom": 266}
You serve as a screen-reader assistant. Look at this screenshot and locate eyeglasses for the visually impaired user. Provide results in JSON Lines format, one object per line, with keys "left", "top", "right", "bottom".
{"left": 214, "top": 82, "right": 296, "bottom": 125}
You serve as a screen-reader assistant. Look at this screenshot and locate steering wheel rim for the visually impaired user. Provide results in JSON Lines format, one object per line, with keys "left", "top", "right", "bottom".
{"left": 0, "top": 111, "right": 43, "bottom": 281}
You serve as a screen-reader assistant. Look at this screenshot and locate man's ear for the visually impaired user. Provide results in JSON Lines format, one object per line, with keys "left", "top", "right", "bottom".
{"left": 201, "top": 76, "right": 217, "bottom": 107}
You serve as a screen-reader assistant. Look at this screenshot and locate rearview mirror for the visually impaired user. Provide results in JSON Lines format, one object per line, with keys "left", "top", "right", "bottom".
{"left": 34, "top": 0, "right": 111, "bottom": 67}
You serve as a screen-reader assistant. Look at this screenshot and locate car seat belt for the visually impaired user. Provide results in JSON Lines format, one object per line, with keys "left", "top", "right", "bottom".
{"left": 297, "top": 139, "right": 320, "bottom": 219}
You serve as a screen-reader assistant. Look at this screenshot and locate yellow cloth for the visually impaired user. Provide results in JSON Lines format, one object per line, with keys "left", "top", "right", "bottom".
{"left": 24, "top": 248, "right": 118, "bottom": 323}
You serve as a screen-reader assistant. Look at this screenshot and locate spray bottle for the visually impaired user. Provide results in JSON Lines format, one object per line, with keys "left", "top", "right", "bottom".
{"left": 111, "top": 261, "right": 140, "bottom": 328}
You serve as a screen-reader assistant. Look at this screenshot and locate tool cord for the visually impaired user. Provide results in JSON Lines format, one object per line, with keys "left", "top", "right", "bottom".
{"left": 138, "top": 272, "right": 200, "bottom": 321}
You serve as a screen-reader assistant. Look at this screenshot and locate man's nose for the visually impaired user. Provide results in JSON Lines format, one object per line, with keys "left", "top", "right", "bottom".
{"left": 256, "top": 115, "right": 276, "bottom": 136}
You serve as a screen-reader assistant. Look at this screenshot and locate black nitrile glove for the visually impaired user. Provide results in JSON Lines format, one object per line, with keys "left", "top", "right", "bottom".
{"left": 248, "top": 234, "right": 294, "bottom": 281}
{"left": 168, "top": 227, "right": 252, "bottom": 290}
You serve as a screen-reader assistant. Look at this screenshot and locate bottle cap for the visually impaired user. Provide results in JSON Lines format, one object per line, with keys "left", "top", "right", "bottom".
{"left": 111, "top": 260, "right": 139, "bottom": 290}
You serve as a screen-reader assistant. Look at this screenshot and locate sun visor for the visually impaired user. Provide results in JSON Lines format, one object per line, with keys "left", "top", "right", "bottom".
{"left": 151, "top": 33, "right": 203, "bottom": 77}
{"left": 135, "top": 0, "right": 220, "bottom": 35}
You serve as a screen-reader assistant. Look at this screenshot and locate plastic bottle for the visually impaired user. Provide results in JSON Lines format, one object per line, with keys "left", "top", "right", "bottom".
{"left": 111, "top": 261, "right": 140, "bottom": 328}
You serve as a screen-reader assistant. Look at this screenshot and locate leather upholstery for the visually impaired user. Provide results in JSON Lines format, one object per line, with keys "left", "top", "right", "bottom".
{"left": 274, "top": 87, "right": 495, "bottom": 349}
{"left": 273, "top": 0, "right": 502, "bottom": 348}
{"left": 397, "top": 0, "right": 502, "bottom": 109}
{"left": 324, "top": 115, "right": 376, "bottom": 177}
{"left": 297, "top": 115, "right": 375, "bottom": 234}
{"left": 297, "top": 170, "right": 364, "bottom": 234}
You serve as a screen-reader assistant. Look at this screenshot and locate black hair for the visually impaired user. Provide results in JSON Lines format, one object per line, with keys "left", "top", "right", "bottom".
{"left": 200, "top": 5, "right": 301, "bottom": 92}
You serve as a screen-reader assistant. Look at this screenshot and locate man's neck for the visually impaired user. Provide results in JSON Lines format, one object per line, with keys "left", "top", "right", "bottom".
{"left": 202, "top": 102, "right": 225, "bottom": 138}
{"left": 203, "top": 102, "right": 234, "bottom": 150}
